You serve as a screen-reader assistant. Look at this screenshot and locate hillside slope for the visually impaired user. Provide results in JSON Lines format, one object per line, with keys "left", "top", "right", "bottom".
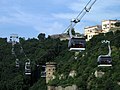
{"left": 48, "top": 30, "right": 120, "bottom": 90}
{"left": 0, "top": 30, "right": 120, "bottom": 90}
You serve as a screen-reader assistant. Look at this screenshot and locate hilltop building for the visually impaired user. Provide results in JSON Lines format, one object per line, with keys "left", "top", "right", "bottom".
{"left": 102, "top": 20, "right": 120, "bottom": 32}
{"left": 84, "top": 19, "right": 120, "bottom": 41}
{"left": 84, "top": 25, "right": 102, "bottom": 41}
{"left": 50, "top": 20, "right": 120, "bottom": 41}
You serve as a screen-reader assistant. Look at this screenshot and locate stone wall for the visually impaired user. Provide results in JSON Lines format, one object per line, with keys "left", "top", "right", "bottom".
{"left": 48, "top": 85, "right": 78, "bottom": 90}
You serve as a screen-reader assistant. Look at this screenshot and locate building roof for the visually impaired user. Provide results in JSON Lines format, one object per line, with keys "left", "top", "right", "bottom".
{"left": 102, "top": 19, "right": 120, "bottom": 22}
{"left": 84, "top": 25, "right": 101, "bottom": 29}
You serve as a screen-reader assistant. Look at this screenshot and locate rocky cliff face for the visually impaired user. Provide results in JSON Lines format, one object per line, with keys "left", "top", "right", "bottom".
{"left": 48, "top": 85, "right": 78, "bottom": 90}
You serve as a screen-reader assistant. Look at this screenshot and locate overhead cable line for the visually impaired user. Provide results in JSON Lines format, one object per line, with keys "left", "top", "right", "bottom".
{"left": 62, "top": 0, "right": 97, "bottom": 33}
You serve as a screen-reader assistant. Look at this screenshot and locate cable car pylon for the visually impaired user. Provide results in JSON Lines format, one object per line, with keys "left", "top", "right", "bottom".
{"left": 10, "top": 34, "right": 20, "bottom": 68}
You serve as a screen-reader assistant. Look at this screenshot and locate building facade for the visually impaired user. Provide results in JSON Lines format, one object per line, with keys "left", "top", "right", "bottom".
{"left": 84, "top": 25, "right": 102, "bottom": 41}
{"left": 102, "top": 20, "right": 119, "bottom": 32}
{"left": 46, "top": 62, "right": 56, "bottom": 83}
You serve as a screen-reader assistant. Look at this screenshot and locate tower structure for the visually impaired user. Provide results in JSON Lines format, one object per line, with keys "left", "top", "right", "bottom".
{"left": 46, "top": 62, "right": 56, "bottom": 83}
{"left": 10, "top": 34, "right": 19, "bottom": 46}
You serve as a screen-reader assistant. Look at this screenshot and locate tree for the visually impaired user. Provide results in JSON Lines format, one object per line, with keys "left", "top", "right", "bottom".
{"left": 114, "top": 22, "right": 120, "bottom": 27}
{"left": 67, "top": 28, "right": 75, "bottom": 36}
{"left": 38, "top": 33, "right": 45, "bottom": 41}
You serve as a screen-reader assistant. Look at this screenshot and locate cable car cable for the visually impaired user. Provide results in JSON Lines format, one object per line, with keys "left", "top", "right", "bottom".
{"left": 75, "top": 0, "right": 92, "bottom": 19}
{"left": 19, "top": 41, "right": 29, "bottom": 60}
{"left": 62, "top": 0, "right": 97, "bottom": 34}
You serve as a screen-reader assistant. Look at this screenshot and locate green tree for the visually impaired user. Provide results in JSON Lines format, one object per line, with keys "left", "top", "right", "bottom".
{"left": 38, "top": 33, "right": 45, "bottom": 41}
{"left": 114, "top": 22, "right": 120, "bottom": 27}
{"left": 67, "top": 28, "right": 75, "bottom": 36}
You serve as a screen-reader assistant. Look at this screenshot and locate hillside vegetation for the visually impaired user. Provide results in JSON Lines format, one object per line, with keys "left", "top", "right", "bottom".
{"left": 0, "top": 30, "right": 120, "bottom": 90}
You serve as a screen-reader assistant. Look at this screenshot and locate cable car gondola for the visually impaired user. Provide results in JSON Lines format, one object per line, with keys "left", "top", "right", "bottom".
{"left": 97, "top": 56, "right": 112, "bottom": 67}
{"left": 41, "top": 65, "right": 46, "bottom": 78}
{"left": 66, "top": 0, "right": 97, "bottom": 52}
{"left": 68, "top": 37, "right": 86, "bottom": 51}
{"left": 25, "top": 59, "right": 31, "bottom": 75}
{"left": 15, "top": 59, "right": 20, "bottom": 68}
{"left": 97, "top": 40, "right": 112, "bottom": 67}
{"left": 68, "top": 18, "right": 86, "bottom": 51}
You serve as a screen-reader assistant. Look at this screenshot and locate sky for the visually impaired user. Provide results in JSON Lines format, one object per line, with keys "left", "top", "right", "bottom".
{"left": 0, "top": 0, "right": 120, "bottom": 39}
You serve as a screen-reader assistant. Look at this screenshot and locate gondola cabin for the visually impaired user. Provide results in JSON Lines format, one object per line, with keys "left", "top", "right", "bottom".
{"left": 68, "top": 37, "right": 86, "bottom": 51}
{"left": 15, "top": 59, "right": 19, "bottom": 68}
{"left": 25, "top": 61, "right": 31, "bottom": 75}
{"left": 97, "top": 56, "right": 112, "bottom": 67}
{"left": 41, "top": 65, "right": 46, "bottom": 78}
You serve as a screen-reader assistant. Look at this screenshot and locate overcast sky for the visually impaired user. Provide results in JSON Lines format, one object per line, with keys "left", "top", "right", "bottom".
{"left": 0, "top": 0, "right": 120, "bottom": 39}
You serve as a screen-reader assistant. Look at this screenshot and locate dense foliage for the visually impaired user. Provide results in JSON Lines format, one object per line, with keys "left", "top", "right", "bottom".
{"left": 0, "top": 30, "right": 120, "bottom": 90}
{"left": 49, "top": 30, "right": 120, "bottom": 90}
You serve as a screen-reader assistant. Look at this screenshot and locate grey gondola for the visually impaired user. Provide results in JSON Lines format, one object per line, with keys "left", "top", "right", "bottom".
{"left": 97, "top": 56, "right": 112, "bottom": 67}
{"left": 41, "top": 65, "right": 46, "bottom": 78}
{"left": 97, "top": 40, "right": 112, "bottom": 67}
{"left": 15, "top": 59, "right": 20, "bottom": 68}
{"left": 68, "top": 37, "right": 86, "bottom": 51}
{"left": 25, "top": 59, "right": 31, "bottom": 75}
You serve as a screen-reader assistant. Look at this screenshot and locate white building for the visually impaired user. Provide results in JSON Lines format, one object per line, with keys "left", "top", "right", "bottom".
{"left": 102, "top": 20, "right": 119, "bottom": 32}
{"left": 84, "top": 25, "right": 102, "bottom": 41}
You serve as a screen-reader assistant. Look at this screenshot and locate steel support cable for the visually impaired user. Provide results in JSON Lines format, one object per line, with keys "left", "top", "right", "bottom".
{"left": 75, "top": 0, "right": 92, "bottom": 19}
{"left": 62, "top": 0, "right": 91, "bottom": 33}
{"left": 13, "top": 52, "right": 17, "bottom": 58}
{"left": 62, "top": 24, "right": 71, "bottom": 34}
{"left": 12, "top": 45, "right": 18, "bottom": 58}
{"left": 72, "top": 11, "right": 87, "bottom": 28}
{"left": 72, "top": 0, "right": 97, "bottom": 28}
{"left": 19, "top": 41, "right": 29, "bottom": 60}
{"left": 11, "top": 44, "right": 20, "bottom": 68}
{"left": 62, "top": 0, "right": 97, "bottom": 34}
{"left": 69, "top": 21, "right": 73, "bottom": 38}
{"left": 69, "top": 11, "right": 87, "bottom": 38}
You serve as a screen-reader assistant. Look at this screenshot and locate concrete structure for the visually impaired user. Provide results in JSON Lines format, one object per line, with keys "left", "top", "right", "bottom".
{"left": 102, "top": 20, "right": 119, "bottom": 32}
{"left": 59, "top": 74, "right": 65, "bottom": 80}
{"left": 48, "top": 86, "right": 56, "bottom": 90}
{"left": 69, "top": 70, "right": 76, "bottom": 78}
{"left": 10, "top": 34, "right": 19, "bottom": 45}
{"left": 46, "top": 62, "right": 56, "bottom": 83}
{"left": 48, "top": 85, "right": 78, "bottom": 90}
{"left": 117, "top": 82, "right": 120, "bottom": 86}
{"left": 84, "top": 25, "right": 102, "bottom": 41}
{"left": 94, "top": 70, "right": 105, "bottom": 78}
